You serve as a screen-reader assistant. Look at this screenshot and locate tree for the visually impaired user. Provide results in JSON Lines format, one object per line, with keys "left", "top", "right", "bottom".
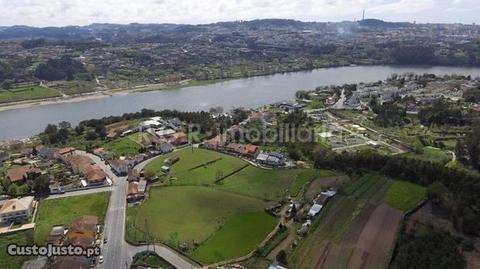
{"left": 276, "top": 250, "right": 288, "bottom": 266}
{"left": 32, "top": 175, "right": 50, "bottom": 195}
{"left": 32, "top": 146, "right": 38, "bottom": 156}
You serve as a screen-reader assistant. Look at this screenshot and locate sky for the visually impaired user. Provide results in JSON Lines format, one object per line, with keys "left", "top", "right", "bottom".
{"left": 0, "top": 0, "right": 479, "bottom": 27}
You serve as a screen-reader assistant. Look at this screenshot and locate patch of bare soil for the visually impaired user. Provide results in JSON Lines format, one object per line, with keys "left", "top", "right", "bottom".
{"left": 347, "top": 203, "right": 403, "bottom": 269}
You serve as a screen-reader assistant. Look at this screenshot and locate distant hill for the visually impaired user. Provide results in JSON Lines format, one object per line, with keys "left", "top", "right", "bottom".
{"left": 359, "top": 19, "right": 412, "bottom": 28}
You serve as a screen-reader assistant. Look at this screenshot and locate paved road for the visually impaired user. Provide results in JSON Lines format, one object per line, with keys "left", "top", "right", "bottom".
{"left": 46, "top": 186, "right": 113, "bottom": 200}
{"left": 75, "top": 149, "right": 199, "bottom": 269}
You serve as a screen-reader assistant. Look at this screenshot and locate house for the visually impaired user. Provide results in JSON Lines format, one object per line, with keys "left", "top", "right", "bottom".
{"left": 63, "top": 155, "right": 94, "bottom": 174}
{"left": 56, "top": 147, "right": 76, "bottom": 159}
{"left": 155, "top": 129, "right": 176, "bottom": 138}
{"left": 0, "top": 150, "right": 10, "bottom": 162}
{"left": 6, "top": 165, "right": 40, "bottom": 184}
{"left": 127, "top": 180, "right": 146, "bottom": 203}
{"left": 109, "top": 159, "right": 129, "bottom": 176}
{"left": 0, "top": 196, "right": 34, "bottom": 224}
{"left": 84, "top": 166, "right": 107, "bottom": 186}
{"left": 154, "top": 141, "right": 175, "bottom": 153}
{"left": 202, "top": 134, "right": 228, "bottom": 150}
{"left": 168, "top": 132, "right": 187, "bottom": 145}
{"left": 224, "top": 143, "right": 259, "bottom": 157}
{"left": 256, "top": 152, "right": 285, "bottom": 167}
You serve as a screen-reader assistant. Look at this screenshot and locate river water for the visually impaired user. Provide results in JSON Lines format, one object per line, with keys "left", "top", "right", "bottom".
{"left": 1, "top": 65, "right": 479, "bottom": 140}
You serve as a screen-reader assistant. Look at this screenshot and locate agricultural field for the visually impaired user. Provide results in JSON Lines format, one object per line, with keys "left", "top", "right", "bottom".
{"left": 0, "top": 230, "right": 34, "bottom": 269}
{"left": 126, "top": 186, "right": 275, "bottom": 264}
{"left": 218, "top": 167, "right": 338, "bottom": 200}
{"left": 144, "top": 148, "right": 248, "bottom": 185}
{"left": 105, "top": 118, "right": 145, "bottom": 133}
{"left": 103, "top": 137, "right": 142, "bottom": 156}
{"left": 291, "top": 174, "right": 401, "bottom": 269}
{"left": 0, "top": 85, "right": 61, "bottom": 103}
{"left": 34, "top": 192, "right": 111, "bottom": 244}
{"left": 384, "top": 181, "right": 427, "bottom": 211}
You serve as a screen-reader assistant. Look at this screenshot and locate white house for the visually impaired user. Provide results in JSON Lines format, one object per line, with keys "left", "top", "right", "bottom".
{"left": 0, "top": 196, "right": 34, "bottom": 224}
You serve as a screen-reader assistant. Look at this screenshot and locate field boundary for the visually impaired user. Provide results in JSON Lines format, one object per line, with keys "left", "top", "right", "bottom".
{"left": 214, "top": 164, "right": 249, "bottom": 184}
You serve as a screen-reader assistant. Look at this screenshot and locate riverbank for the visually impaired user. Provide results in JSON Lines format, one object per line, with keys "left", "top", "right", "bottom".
{"left": 0, "top": 79, "right": 230, "bottom": 112}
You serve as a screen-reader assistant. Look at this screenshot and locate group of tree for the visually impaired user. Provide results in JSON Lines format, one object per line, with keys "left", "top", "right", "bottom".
{"left": 463, "top": 87, "right": 480, "bottom": 103}
{"left": 40, "top": 121, "right": 71, "bottom": 144}
{"left": 34, "top": 56, "right": 89, "bottom": 81}
{"left": 418, "top": 99, "right": 464, "bottom": 126}
{"left": 456, "top": 121, "right": 480, "bottom": 170}
{"left": 392, "top": 225, "right": 466, "bottom": 269}
{"left": 370, "top": 96, "right": 407, "bottom": 127}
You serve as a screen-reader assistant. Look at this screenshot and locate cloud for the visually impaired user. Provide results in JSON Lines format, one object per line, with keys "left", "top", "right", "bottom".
{"left": 0, "top": 0, "right": 477, "bottom": 26}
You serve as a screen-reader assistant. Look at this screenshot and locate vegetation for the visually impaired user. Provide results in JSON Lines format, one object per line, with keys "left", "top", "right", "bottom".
{"left": 191, "top": 212, "right": 276, "bottom": 264}
{"left": 392, "top": 226, "right": 465, "bottom": 269}
{"left": 0, "top": 85, "right": 61, "bottom": 103}
{"left": 126, "top": 186, "right": 272, "bottom": 250}
{"left": 0, "top": 230, "right": 33, "bottom": 269}
{"left": 144, "top": 148, "right": 248, "bottom": 185}
{"left": 34, "top": 192, "right": 110, "bottom": 244}
{"left": 34, "top": 56, "right": 89, "bottom": 81}
{"left": 384, "top": 181, "right": 426, "bottom": 211}
{"left": 103, "top": 137, "right": 143, "bottom": 156}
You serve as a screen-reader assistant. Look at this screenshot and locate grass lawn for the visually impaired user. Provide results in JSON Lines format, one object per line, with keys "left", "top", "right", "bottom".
{"left": 34, "top": 192, "right": 110, "bottom": 244}
{"left": 144, "top": 148, "right": 248, "bottom": 185}
{"left": 0, "top": 230, "right": 34, "bottom": 269}
{"left": 0, "top": 85, "right": 61, "bottom": 103}
{"left": 191, "top": 212, "right": 276, "bottom": 264}
{"left": 126, "top": 186, "right": 273, "bottom": 251}
{"left": 384, "top": 181, "right": 426, "bottom": 211}
{"left": 218, "top": 167, "right": 332, "bottom": 200}
{"left": 103, "top": 137, "right": 142, "bottom": 156}
{"left": 128, "top": 132, "right": 155, "bottom": 146}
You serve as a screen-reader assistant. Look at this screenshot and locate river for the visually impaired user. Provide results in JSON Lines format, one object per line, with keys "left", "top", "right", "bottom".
{"left": 1, "top": 65, "right": 480, "bottom": 140}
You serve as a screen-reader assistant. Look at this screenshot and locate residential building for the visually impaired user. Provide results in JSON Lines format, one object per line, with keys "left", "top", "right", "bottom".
{"left": 109, "top": 159, "right": 129, "bottom": 176}
{"left": 0, "top": 196, "right": 34, "bottom": 224}
{"left": 256, "top": 152, "right": 285, "bottom": 167}
{"left": 202, "top": 134, "right": 228, "bottom": 150}
{"left": 224, "top": 143, "right": 259, "bottom": 157}
{"left": 84, "top": 166, "right": 107, "bottom": 186}
{"left": 6, "top": 165, "right": 40, "bottom": 184}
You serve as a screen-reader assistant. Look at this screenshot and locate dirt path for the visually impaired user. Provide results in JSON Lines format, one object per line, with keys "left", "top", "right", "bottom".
{"left": 305, "top": 175, "right": 350, "bottom": 201}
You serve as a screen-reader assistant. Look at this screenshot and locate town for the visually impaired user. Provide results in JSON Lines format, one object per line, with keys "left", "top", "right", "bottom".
{"left": 0, "top": 69, "right": 479, "bottom": 269}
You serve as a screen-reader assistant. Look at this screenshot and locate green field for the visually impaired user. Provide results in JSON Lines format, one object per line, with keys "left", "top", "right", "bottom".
{"left": 34, "top": 192, "right": 110, "bottom": 244}
{"left": 103, "top": 137, "right": 142, "bottom": 156}
{"left": 218, "top": 167, "right": 333, "bottom": 200}
{"left": 191, "top": 212, "right": 276, "bottom": 263}
{"left": 126, "top": 186, "right": 274, "bottom": 264}
{"left": 0, "top": 230, "right": 34, "bottom": 269}
{"left": 128, "top": 132, "right": 155, "bottom": 146}
{"left": 0, "top": 85, "right": 61, "bottom": 103}
{"left": 144, "top": 148, "right": 248, "bottom": 185}
{"left": 384, "top": 181, "right": 426, "bottom": 211}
